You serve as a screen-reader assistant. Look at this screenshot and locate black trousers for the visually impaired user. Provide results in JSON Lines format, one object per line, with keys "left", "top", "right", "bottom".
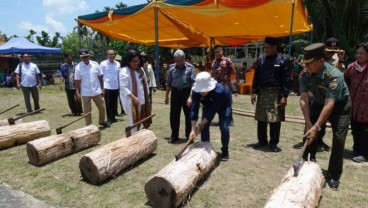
{"left": 104, "top": 89, "right": 119, "bottom": 121}
{"left": 170, "top": 87, "right": 191, "bottom": 139}
{"left": 21, "top": 86, "right": 40, "bottom": 112}
{"left": 351, "top": 121, "right": 368, "bottom": 157}
{"left": 257, "top": 121, "right": 281, "bottom": 146}
{"left": 303, "top": 98, "right": 351, "bottom": 180}
{"left": 65, "top": 89, "right": 82, "bottom": 114}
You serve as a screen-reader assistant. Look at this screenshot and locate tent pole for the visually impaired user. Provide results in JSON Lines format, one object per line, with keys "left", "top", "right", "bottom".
{"left": 154, "top": 2, "right": 160, "bottom": 88}
{"left": 288, "top": 0, "right": 296, "bottom": 58}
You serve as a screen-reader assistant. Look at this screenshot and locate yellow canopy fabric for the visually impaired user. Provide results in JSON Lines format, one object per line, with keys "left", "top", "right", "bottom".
{"left": 77, "top": 0, "right": 312, "bottom": 48}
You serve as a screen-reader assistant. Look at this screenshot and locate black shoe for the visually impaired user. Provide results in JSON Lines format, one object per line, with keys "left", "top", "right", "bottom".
{"left": 72, "top": 112, "right": 77, "bottom": 116}
{"left": 99, "top": 122, "right": 111, "bottom": 128}
{"left": 251, "top": 142, "right": 268, "bottom": 149}
{"left": 318, "top": 142, "right": 330, "bottom": 152}
{"left": 270, "top": 145, "right": 282, "bottom": 153}
{"left": 168, "top": 137, "right": 178, "bottom": 144}
{"left": 326, "top": 178, "right": 339, "bottom": 190}
{"left": 106, "top": 120, "right": 112, "bottom": 127}
{"left": 221, "top": 151, "right": 229, "bottom": 161}
{"left": 293, "top": 142, "right": 303, "bottom": 149}
{"left": 111, "top": 118, "right": 118, "bottom": 123}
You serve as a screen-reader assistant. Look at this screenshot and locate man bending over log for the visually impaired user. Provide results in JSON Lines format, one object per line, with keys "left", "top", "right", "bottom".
{"left": 189, "top": 72, "right": 232, "bottom": 161}
{"left": 299, "top": 43, "right": 351, "bottom": 190}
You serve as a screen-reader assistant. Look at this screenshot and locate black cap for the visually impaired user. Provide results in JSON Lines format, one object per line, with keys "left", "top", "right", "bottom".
{"left": 79, "top": 48, "right": 89, "bottom": 57}
{"left": 264, "top": 37, "right": 279, "bottom": 46}
{"left": 325, "top": 37, "right": 339, "bottom": 52}
{"left": 302, "top": 43, "right": 325, "bottom": 64}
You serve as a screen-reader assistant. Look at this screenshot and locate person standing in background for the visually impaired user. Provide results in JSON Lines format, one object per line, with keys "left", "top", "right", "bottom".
{"left": 344, "top": 42, "right": 368, "bottom": 163}
{"left": 60, "top": 54, "right": 82, "bottom": 116}
{"left": 165, "top": 49, "right": 196, "bottom": 143}
{"left": 100, "top": 49, "right": 120, "bottom": 126}
{"left": 15, "top": 53, "right": 42, "bottom": 113}
{"left": 250, "top": 37, "right": 291, "bottom": 152}
{"left": 75, "top": 49, "right": 108, "bottom": 127}
{"left": 140, "top": 51, "right": 156, "bottom": 102}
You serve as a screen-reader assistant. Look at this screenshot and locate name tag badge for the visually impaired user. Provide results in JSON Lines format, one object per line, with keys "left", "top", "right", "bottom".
{"left": 274, "top": 64, "right": 280, "bottom": 67}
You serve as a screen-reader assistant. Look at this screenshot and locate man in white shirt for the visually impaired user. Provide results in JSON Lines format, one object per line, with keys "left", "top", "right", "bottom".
{"left": 75, "top": 49, "right": 108, "bottom": 127}
{"left": 15, "top": 53, "right": 42, "bottom": 113}
{"left": 100, "top": 49, "right": 120, "bottom": 126}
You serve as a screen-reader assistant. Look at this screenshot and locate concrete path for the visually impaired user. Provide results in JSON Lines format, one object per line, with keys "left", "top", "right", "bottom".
{"left": 0, "top": 183, "right": 52, "bottom": 208}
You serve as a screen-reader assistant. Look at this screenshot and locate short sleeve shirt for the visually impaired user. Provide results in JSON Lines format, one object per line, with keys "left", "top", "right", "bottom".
{"left": 100, "top": 59, "right": 120, "bottom": 90}
{"left": 299, "top": 62, "right": 349, "bottom": 105}
{"left": 74, "top": 61, "right": 103, "bottom": 96}
{"left": 15, "top": 62, "right": 40, "bottom": 87}
{"left": 166, "top": 62, "right": 195, "bottom": 88}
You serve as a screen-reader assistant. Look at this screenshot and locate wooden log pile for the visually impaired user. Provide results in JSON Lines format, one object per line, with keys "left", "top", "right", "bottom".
{"left": 27, "top": 125, "right": 100, "bottom": 166}
{"left": 145, "top": 141, "right": 218, "bottom": 208}
{"left": 0, "top": 120, "right": 51, "bottom": 149}
{"left": 264, "top": 162, "right": 325, "bottom": 208}
{"left": 0, "top": 118, "right": 22, "bottom": 126}
{"left": 79, "top": 129, "right": 157, "bottom": 185}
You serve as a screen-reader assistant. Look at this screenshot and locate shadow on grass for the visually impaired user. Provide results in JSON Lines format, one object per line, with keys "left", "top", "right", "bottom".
{"left": 245, "top": 143, "right": 281, "bottom": 153}
{"left": 179, "top": 153, "right": 221, "bottom": 208}
{"left": 163, "top": 137, "right": 188, "bottom": 145}
{"left": 80, "top": 153, "right": 157, "bottom": 186}
{"left": 343, "top": 149, "right": 356, "bottom": 160}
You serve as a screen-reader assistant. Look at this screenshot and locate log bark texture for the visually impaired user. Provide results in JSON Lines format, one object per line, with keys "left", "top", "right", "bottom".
{"left": 0, "top": 119, "right": 22, "bottom": 126}
{"left": 27, "top": 125, "right": 100, "bottom": 166}
{"left": 0, "top": 120, "right": 51, "bottom": 149}
{"left": 79, "top": 129, "right": 157, "bottom": 184}
{"left": 265, "top": 162, "right": 325, "bottom": 208}
{"left": 145, "top": 141, "right": 217, "bottom": 208}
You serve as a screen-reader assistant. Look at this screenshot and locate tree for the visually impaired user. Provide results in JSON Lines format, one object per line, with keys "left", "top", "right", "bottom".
{"left": 26, "top": 30, "right": 36, "bottom": 42}
{"left": 304, "top": 0, "right": 368, "bottom": 62}
{"left": 115, "top": 2, "right": 127, "bottom": 9}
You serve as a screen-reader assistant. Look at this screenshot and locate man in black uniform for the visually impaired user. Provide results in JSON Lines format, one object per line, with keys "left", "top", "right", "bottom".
{"left": 165, "top": 49, "right": 196, "bottom": 143}
{"left": 300, "top": 43, "right": 351, "bottom": 189}
{"left": 250, "top": 37, "right": 291, "bottom": 152}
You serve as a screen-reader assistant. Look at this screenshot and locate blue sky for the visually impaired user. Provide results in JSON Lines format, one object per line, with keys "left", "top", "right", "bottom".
{"left": 0, "top": 0, "right": 147, "bottom": 37}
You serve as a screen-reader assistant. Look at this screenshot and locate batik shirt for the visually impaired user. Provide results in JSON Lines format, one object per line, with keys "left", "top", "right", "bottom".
{"left": 211, "top": 56, "right": 235, "bottom": 87}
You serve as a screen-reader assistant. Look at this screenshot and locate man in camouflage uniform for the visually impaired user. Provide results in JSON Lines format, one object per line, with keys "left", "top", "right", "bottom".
{"left": 299, "top": 43, "right": 351, "bottom": 190}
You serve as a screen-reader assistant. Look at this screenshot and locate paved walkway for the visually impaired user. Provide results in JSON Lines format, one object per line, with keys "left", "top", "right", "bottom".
{"left": 0, "top": 183, "right": 52, "bottom": 208}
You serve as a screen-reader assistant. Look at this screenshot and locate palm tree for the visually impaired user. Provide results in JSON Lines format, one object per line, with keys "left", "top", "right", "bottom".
{"left": 304, "top": 0, "right": 368, "bottom": 62}
{"left": 115, "top": 2, "right": 127, "bottom": 9}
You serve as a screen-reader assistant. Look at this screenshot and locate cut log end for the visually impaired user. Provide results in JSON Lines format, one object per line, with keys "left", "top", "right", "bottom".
{"left": 26, "top": 143, "right": 39, "bottom": 165}
{"left": 145, "top": 177, "right": 176, "bottom": 208}
{"left": 79, "top": 156, "right": 101, "bottom": 185}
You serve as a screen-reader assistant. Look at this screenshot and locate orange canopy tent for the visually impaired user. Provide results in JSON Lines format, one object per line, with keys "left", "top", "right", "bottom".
{"left": 77, "top": 0, "right": 312, "bottom": 48}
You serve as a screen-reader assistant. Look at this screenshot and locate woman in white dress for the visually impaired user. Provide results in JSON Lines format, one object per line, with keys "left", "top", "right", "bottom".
{"left": 119, "top": 50, "right": 152, "bottom": 133}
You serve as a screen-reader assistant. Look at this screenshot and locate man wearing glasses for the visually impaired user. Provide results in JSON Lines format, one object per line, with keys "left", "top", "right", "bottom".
{"left": 15, "top": 54, "right": 42, "bottom": 113}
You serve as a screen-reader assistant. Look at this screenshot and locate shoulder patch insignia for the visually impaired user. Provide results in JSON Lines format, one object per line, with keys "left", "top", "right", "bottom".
{"left": 329, "top": 78, "right": 338, "bottom": 90}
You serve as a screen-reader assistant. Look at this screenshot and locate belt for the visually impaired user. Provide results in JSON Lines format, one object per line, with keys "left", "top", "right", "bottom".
{"left": 172, "top": 87, "right": 191, "bottom": 91}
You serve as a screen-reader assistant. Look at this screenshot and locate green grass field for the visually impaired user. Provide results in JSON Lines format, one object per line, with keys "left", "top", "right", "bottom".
{"left": 0, "top": 84, "right": 367, "bottom": 208}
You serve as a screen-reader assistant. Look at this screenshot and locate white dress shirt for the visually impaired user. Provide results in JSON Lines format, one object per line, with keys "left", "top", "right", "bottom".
{"left": 15, "top": 62, "right": 40, "bottom": 87}
{"left": 100, "top": 59, "right": 120, "bottom": 90}
{"left": 74, "top": 60, "right": 103, "bottom": 96}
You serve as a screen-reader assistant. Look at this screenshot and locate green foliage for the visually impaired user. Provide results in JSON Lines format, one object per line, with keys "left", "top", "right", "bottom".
{"left": 304, "top": 0, "right": 368, "bottom": 62}
{"left": 61, "top": 32, "right": 83, "bottom": 56}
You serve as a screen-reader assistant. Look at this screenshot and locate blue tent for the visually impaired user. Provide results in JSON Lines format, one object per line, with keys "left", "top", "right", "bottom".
{"left": 0, "top": 37, "right": 61, "bottom": 54}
